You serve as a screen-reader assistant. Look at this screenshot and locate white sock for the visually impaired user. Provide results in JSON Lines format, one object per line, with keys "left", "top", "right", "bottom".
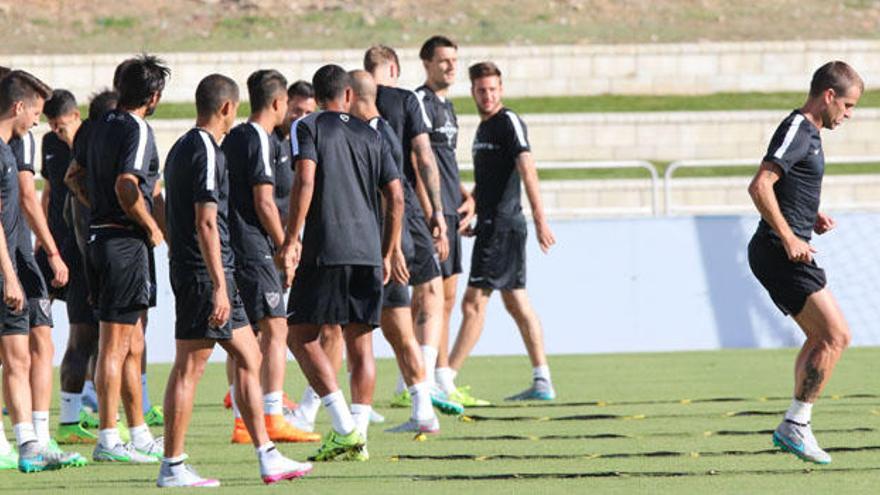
{"left": 263, "top": 391, "right": 283, "bottom": 416}
{"left": 13, "top": 422, "right": 38, "bottom": 447}
{"left": 32, "top": 411, "right": 50, "bottom": 447}
{"left": 60, "top": 391, "right": 83, "bottom": 424}
{"left": 162, "top": 454, "right": 186, "bottom": 465}
{"left": 395, "top": 375, "right": 407, "bottom": 395}
{"left": 350, "top": 403, "right": 371, "bottom": 440}
{"left": 98, "top": 427, "right": 121, "bottom": 448}
{"left": 82, "top": 380, "right": 97, "bottom": 404}
{"left": 141, "top": 373, "right": 152, "bottom": 413}
{"left": 130, "top": 423, "right": 154, "bottom": 450}
{"left": 0, "top": 424, "right": 11, "bottom": 455}
{"left": 533, "top": 365, "right": 551, "bottom": 382}
{"left": 299, "top": 386, "right": 321, "bottom": 423}
{"left": 321, "top": 390, "right": 355, "bottom": 435}
{"left": 409, "top": 381, "right": 435, "bottom": 422}
{"left": 420, "top": 345, "right": 438, "bottom": 387}
{"left": 230, "top": 385, "right": 242, "bottom": 419}
{"left": 435, "top": 367, "right": 457, "bottom": 395}
{"left": 784, "top": 399, "right": 813, "bottom": 424}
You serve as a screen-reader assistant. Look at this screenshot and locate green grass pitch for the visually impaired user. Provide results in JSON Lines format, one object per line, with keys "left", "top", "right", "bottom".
{"left": 1, "top": 347, "right": 878, "bottom": 493}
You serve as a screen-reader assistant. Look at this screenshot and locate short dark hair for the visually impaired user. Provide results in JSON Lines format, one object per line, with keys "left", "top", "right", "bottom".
{"left": 0, "top": 66, "right": 11, "bottom": 81}
{"left": 44, "top": 89, "right": 78, "bottom": 119}
{"left": 0, "top": 70, "right": 52, "bottom": 114}
{"left": 312, "top": 64, "right": 351, "bottom": 103}
{"left": 364, "top": 45, "right": 400, "bottom": 73}
{"left": 247, "top": 69, "right": 287, "bottom": 111}
{"left": 469, "top": 61, "right": 502, "bottom": 83}
{"left": 810, "top": 61, "right": 864, "bottom": 98}
{"left": 88, "top": 89, "right": 118, "bottom": 121}
{"left": 196, "top": 74, "right": 239, "bottom": 117}
{"left": 287, "top": 80, "right": 314, "bottom": 100}
{"left": 115, "top": 54, "right": 170, "bottom": 110}
{"left": 419, "top": 35, "right": 457, "bottom": 61}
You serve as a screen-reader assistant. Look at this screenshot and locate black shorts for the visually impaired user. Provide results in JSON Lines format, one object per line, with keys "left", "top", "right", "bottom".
{"left": 16, "top": 247, "right": 53, "bottom": 328}
{"left": 288, "top": 264, "right": 383, "bottom": 327}
{"left": 233, "top": 259, "right": 286, "bottom": 324}
{"left": 171, "top": 268, "right": 250, "bottom": 340}
{"left": 64, "top": 249, "right": 98, "bottom": 326}
{"left": 0, "top": 277, "right": 30, "bottom": 336}
{"left": 87, "top": 228, "right": 156, "bottom": 325}
{"left": 440, "top": 213, "right": 462, "bottom": 278}
{"left": 383, "top": 281, "right": 411, "bottom": 309}
{"left": 748, "top": 233, "right": 826, "bottom": 316}
{"left": 468, "top": 219, "right": 527, "bottom": 291}
{"left": 408, "top": 212, "right": 441, "bottom": 286}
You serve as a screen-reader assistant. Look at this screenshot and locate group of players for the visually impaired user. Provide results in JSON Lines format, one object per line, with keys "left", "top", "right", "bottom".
{"left": 0, "top": 35, "right": 557, "bottom": 487}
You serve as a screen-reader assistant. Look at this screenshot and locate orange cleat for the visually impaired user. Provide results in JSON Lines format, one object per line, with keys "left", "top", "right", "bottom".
{"left": 224, "top": 391, "right": 233, "bottom": 409}
{"left": 265, "top": 414, "right": 320, "bottom": 443}
{"left": 231, "top": 417, "right": 252, "bottom": 444}
{"left": 282, "top": 393, "right": 298, "bottom": 411}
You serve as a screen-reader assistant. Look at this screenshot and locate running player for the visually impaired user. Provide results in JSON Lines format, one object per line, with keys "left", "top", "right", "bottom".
{"left": 279, "top": 64, "right": 404, "bottom": 461}
{"left": 159, "top": 73, "right": 311, "bottom": 488}
{"left": 85, "top": 55, "right": 166, "bottom": 463}
{"left": 0, "top": 69, "right": 82, "bottom": 472}
{"left": 448, "top": 62, "right": 557, "bottom": 401}
{"left": 747, "top": 61, "right": 862, "bottom": 465}
{"left": 222, "top": 69, "right": 318, "bottom": 444}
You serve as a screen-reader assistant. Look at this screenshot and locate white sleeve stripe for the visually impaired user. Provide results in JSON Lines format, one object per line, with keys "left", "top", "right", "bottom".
{"left": 772, "top": 114, "right": 805, "bottom": 160}
{"left": 290, "top": 117, "right": 305, "bottom": 157}
{"left": 413, "top": 90, "right": 432, "bottom": 129}
{"left": 249, "top": 122, "right": 272, "bottom": 177}
{"left": 197, "top": 130, "right": 216, "bottom": 191}
{"left": 505, "top": 111, "right": 528, "bottom": 148}
{"left": 130, "top": 114, "right": 148, "bottom": 171}
{"left": 23, "top": 131, "right": 33, "bottom": 166}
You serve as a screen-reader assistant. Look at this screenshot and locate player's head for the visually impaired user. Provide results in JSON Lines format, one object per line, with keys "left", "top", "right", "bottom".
{"left": 420, "top": 35, "right": 458, "bottom": 90}
{"left": 0, "top": 70, "right": 52, "bottom": 139}
{"left": 196, "top": 74, "right": 240, "bottom": 135}
{"left": 809, "top": 61, "right": 863, "bottom": 130}
{"left": 88, "top": 89, "right": 119, "bottom": 121}
{"left": 469, "top": 61, "right": 504, "bottom": 117}
{"left": 44, "top": 89, "right": 81, "bottom": 144}
{"left": 364, "top": 45, "right": 400, "bottom": 85}
{"left": 348, "top": 70, "right": 377, "bottom": 121}
{"left": 114, "top": 54, "right": 170, "bottom": 116}
{"left": 284, "top": 80, "right": 316, "bottom": 129}
{"left": 312, "top": 64, "right": 353, "bottom": 113}
{"left": 247, "top": 69, "right": 288, "bottom": 127}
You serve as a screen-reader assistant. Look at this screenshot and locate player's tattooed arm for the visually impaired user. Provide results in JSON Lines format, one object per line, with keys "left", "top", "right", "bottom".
{"left": 517, "top": 151, "right": 555, "bottom": 253}
{"left": 64, "top": 159, "right": 91, "bottom": 208}
{"left": 0, "top": 196, "right": 24, "bottom": 312}
{"left": 278, "top": 158, "right": 316, "bottom": 288}
{"left": 412, "top": 134, "right": 444, "bottom": 216}
{"left": 381, "top": 178, "right": 405, "bottom": 286}
{"left": 748, "top": 161, "right": 814, "bottom": 263}
{"left": 195, "top": 202, "right": 230, "bottom": 328}
{"left": 115, "top": 173, "right": 163, "bottom": 247}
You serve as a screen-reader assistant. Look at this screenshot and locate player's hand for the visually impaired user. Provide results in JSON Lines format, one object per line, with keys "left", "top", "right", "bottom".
{"left": 279, "top": 240, "right": 301, "bottom": 289}
{"left": 535, "top": 219, "right": 556, "bottom": 254}
{"left": 209, "top": 286, "right": 231, "bottom": 328}
{"left": 460, "top": 223, "right": 475, "bottom": 237}
{"left": 457, "top": 195, "right": 476, "bottom": 233}
{"left": 429, "top": 212, "right": 450, "bottom": 261}
{"left": 382, "top": 255, "right": 392, "bottom": 285}
{"left": 783, "top": 236, "right": 816, "bottom": 264}
{"left": 148, "top": 225, "right": 164, "bottom": 248}
{"left": 47, "top": 253, "right": 69, "bottom": 288}
{"left": 390, "top": 247, "right": 410, "bottom": 285}
{"left": 4, "top": 275, "right": 25, "bottom": 313}
{"left": 814, "top": 212, "right": 836, "bottom": 235}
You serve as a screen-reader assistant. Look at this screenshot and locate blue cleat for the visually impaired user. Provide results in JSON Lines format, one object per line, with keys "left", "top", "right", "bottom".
{"left": 505, "top": 378, "right": 556, "bottom": 401}
{"left": 772, "top": 419, "right": 831, "bottom": 464}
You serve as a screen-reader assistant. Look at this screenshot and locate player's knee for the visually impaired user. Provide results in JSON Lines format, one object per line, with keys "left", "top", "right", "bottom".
{"left": 2, "top": 351, "right": 30, "bottom": 377}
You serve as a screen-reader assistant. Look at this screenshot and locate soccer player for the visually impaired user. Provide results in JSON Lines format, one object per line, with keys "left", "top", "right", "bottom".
{"left": 159, "top": 73, "right": 311, "bottom": 488}
{"left": 85, "top": 55, "right": 167, "bottom": 463}
{"left": 279, "top": 64, "right": 404, "bottom": 461}
{"left": 747, "top": 61, "right": 862, "bottom": 465}
{"left": 0, "top": 69, "right": 82, "bottom": 472}
{"left": 448, "top": 62, "right": 557, "bottom": 401}
{"left": 222, "top": 69, "right": 317, "bottom": 444}
{"left": 273, "top": 80, "right": 315, "bottom": 225}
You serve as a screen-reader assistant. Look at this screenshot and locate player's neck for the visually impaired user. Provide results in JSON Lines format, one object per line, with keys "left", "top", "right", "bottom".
{"left": 322, "top": 100, "right": 347, "bottom": 113}
{"left": 248, "top": 110, "right": 276, "bottom": 134}
{"left": 425, "top": 80, "right": 449, "bottom": 99}
{"left": 799, "top": 101, "right": 824, "bottom": 131}
{"left": 479, "top": 103, "right": 503, "bottom": 121}
{"left": 0, "top": 120, "right": 12, "bottom": 143}
{"left": 195, "top": 118, "right": 225, "bottom": 143}
{"left": 121, "top": 106, "right": 149, "bottom": 119}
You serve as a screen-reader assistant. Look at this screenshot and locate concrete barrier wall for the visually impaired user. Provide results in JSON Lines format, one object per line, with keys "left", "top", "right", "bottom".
{"left": 8, "top": 40, "right": 880, "bottom": 103}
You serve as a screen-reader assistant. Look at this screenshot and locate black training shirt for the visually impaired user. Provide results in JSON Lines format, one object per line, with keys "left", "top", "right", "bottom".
{"left": 472, "top": 108, "right": 530, "bottom": 224}
{"left": 376, "top": 85, "right": 431, "bottom": 189}
{"left": 41, "top": 131, "right": 75, "bottom": 252}
{"left": 10, "top": 132, "right": 37, "bottom": 252}
{"left": 370, "top": 116, "right": 414, "bottom": 260}
{"left": 415, "top": 85, "right": 460, "bottom": 214}
{"left": 272, "top": 128, "right": 293, "bottom": 223}
{"left": 0, "top": 138, "right": 22, "bottom": 256}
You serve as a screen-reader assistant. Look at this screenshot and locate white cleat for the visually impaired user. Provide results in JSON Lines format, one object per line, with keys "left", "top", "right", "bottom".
{"left": 385, "top": 417, "right": 440, "bottom": 434}
{"left": 259, "top": 447, "right": 313, "bottom": 485}
{"left": 157, "top": 458, "right": 220, "bottom": 488}
{"left": 772, "top": 420, "right": 832, "bottom": 464}
{"left": 284, "top": 409, "right": 315, "bottom": 433}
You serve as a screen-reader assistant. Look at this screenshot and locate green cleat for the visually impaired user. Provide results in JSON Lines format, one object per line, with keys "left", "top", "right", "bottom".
{"left": 144, "top": 406, "right": 164, "bottom": 427}
{"left": 0, "top": 448, "right": 18, "bottom": 470}
{"left": 344, "top": 445, "right": 369, "bottom": 462}
{"left": 18, "top": 441, "right": 81, "bottom": 473}
{"left": 56, "top": 423, "right": 98, "bottom": 444}
{"left": 431, "top": 392, "right": 464, "bottom": 416}
{"left": 308, "top": 429, "right": 365, "bottom": 462}
{"left": 78, "top": 409, "right": 99, "bottom": 429}
{"left": 449, "top": 386, "right": 492, "bottom": 407}
{"left": 390, "top": 390, "right": 411, "bottom": 408}
{"left": 47, "top": 440, "right": 88, "bottom": 468}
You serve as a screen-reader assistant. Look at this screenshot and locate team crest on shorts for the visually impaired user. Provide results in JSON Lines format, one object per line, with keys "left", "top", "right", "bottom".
{"left": 265, "top": 292, "right": 281, "bottom": 309}
{"left": 39, "top": 298, "right": 51, "bottom": 317}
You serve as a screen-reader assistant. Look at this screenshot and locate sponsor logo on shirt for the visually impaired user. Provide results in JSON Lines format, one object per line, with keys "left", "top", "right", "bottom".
{"left": 472, "top": 141, "right": 499, "bottom": 152}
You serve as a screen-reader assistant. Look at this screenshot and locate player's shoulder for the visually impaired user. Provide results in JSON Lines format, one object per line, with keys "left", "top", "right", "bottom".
{"left": 778, "top": 110, "right": 813, "bottom": 134}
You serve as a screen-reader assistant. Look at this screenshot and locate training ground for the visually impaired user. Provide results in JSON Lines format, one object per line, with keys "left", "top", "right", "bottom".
{"left": 1, "top": 348, "right": 877, "bottom": 493}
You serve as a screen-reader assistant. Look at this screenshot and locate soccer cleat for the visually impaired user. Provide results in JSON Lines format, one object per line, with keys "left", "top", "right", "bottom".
{"left": 344, "top": 445, "right": 369, "bottom": 462}
{"left": 157, "top": 457, "right": 221, "bottom": 488}
{"left": 284, "top": 408, "right": 315, "bottom": 433}
{"left": 265, "top": 414, "right": 321, "bottom": 443}
{"left": 308, "top": 429, "right": 365, "bottom": 462}
{"left": 18, "top": 441, "right": 82, "bottom": 472}
{"left": 385, "top": 417, "right": 440, "bottom": 434}
{"left": 93, "top": 441, "right": 158, "bottom": 463}
{"left": 231, "top": 418, "right": 252, "bottom": 444}
{"left": 0, "top": 449, "right": 18, "bottom": 470}
{"left": 431, "top": 390, "right": 465, "bottom": 416}
{"left": 260, "top": 449, "right": 313, "bottom": 484}
{"left": 47, "top": 439, "right": 88, "bottom": 468}
{"left": 449, "top": 386, "right": 492, "bottom": 407}
{"left": 118, "top": 422, "right": 132, "bottom": 443}
{"left": 369, "top": 410, "right": 386, "bottom": 424}
{"left": 78, "top": 409, "right": 99, "bottom": 429}
{"left": 136, "top": 435, "right": 165, "bottom": 460}
{"left": 145, "top": 406, "right": 165, "bottom": 427}
{"left": 390, "top": 389, "right": 411, "bottom": 408}
{"left": 223, "top": 391, "right": 232, "bottom": 409}
{"left": 56, "top": 423, "right": 98, "bottom": 444}
{"left": 772, "top": 420, "right": 832, "bottom": 464}
{"left": 505, "top": 378, "right": 556, "bottom": 401}
{"left": 282, "top": 393, "right": 298, "bottom": 411}
{"left": 82, "top": 391, "right": 99, "bottom": 413}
